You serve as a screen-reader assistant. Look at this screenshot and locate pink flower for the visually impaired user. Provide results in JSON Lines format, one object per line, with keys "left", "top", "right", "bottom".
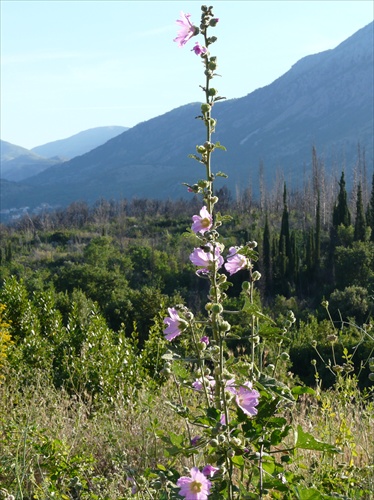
{"left": 177, "top": 467, "right": 212, "bottom": 500}
{"left": 192, "top": 375, "right": 215, "bottom": 393}
{"left": 163, "top": 307, "right": 185, "bottom": 341}
{"left": 192, "top": 206, "right": 213, "bottom": 234}
{"left": 224, "top": 246, "right": 249, "bottom": 275}
{"left": 200, "top": 335, "right": 209, "bottom": 345}
{"left": 235, "top": 382, "right": 260, "bottom": 417}
{"left": 202, "top": 465, "right": 219, "bottom": 478}
{"left": 192, "top": 42, "right": 207, "bottom": 55}
{"left": 174, "top": 11, "right": 198, "bottom": 47}
{"left": 189, "top": 244, "right": 224, "bottom": 271}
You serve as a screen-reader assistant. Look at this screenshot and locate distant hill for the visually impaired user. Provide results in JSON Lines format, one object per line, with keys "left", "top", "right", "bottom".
{"left": 31, "top": 126, "right": 129, "bottom": 159}
{"left": 2, "top": 22, "right": 373, "bottom": 210}
{"left": 0, "top": 140, "right": 63, "bottom": 182}
{"left": 1, "top": 126, "right": 129, "bottom": 182}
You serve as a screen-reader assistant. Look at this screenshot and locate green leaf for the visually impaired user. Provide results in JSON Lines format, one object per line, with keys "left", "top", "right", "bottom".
{"left": 214, "top": 141, "right": 227, "bottom": 151}
{"left": 293, "top": 486, "right": 338, "bottom": 499}
{"left": 291, "top": 386, "right": 315, "bottom": 399}
{"left": 231, "top": 454, "right": 244, "bottom": 467}
{"left": 295, "top": 425, "right": 340, "bottom": 453}
{"left": 242, "top": 297, "right": 274, "bottom": 322}
{"left": 215, "top": 171, "right": 228, "bottom": 178}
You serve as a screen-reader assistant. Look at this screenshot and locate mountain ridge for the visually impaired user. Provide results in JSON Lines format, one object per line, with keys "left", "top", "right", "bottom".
{"left": 2, "top": 21, "right": 373, "bottom": 209}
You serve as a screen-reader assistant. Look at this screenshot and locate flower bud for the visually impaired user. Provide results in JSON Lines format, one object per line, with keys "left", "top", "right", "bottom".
{"left": 311, "top": 359, "right": 317, "bottom": 366}
{"left": 311, "top": 340, "right": 317, "bottom": 348}
{"left": 219, "top": 320, "right": 231, "bottom": 333}
{"left": 208, "top": 88, "right": 218, "bottom": 96}
{"left": 209, "top": 439, "right": 219, "bottom": 447}
{"left": 196, "top": 145, "right": 206, "bottom": 154}
{"left": 227, "top": 449, "right": 235, "bottom": 458}
{"left": 208, "top": 61, "right": 217, "bottom": 71}
{"left": 209, "top": 18, "right": 219, "bottom": 27}
{"left": 242, "top": 281, "right": 250, "bottom": 291}
{"left": 321, "top": 300, "right": 329, "bottom": 309}
{"left": 252, "top": 271, "right": 261, "bottom": 281}
{"left": 368, "top": 373, "right": 374, "bottom": 382}
{"left": 205, "top": 302, "right": 213, "bottom": 311}
{"left": 247, "top": 241, "right": 258, "bottom": 249}
{"left": 327, "top": 334, "right": 338, "bottom": 343}
{"left": 198, "top": 341, "right": 207, "bottom": 351}
{"left": 231, "top": 437, "right": 242, "bottom": 447}
{"left": 201, "top": 103, "right": 211, "bottom": 114}
{"left": 280, "top": 352, "right": 290, "bottom": 362}
{"left": 211, "top": 303, "right": 223, "bottom": 314}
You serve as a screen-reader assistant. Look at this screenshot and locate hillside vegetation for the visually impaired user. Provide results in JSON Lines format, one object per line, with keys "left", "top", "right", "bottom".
{"left": 0, "top": 166, "right": 373, "bottom": 498}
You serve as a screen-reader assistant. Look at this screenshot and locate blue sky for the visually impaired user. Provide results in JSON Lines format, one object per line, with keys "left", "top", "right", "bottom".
{"left": 1, "top": 0, "right": 373, "bottom": 149}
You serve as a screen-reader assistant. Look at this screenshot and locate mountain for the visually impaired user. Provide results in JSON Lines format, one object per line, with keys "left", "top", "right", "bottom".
{"left": 31, "top": 126, "right": 129, "bottom": 159}
{"left": 0, "top": 126, "right": 129, "bottom": 183}
{"left": 0, "top": 140, "right": 64, "bottom": 182}
{"left": 2, "top": 22, "right": 373, "bottom": 210}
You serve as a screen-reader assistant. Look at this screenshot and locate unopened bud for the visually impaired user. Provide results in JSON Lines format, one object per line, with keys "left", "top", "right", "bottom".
{"left": 211, "top": 303, "right": 223, "bottom": 314}
{"left": 201, "top": 103, "right": 211, "bottom": 114}
{"left": 252, "top": 271, "right": 261, "bottom": 281}
{"left": 242, "top": 281, "right": 250, "bottom": 291}
{"left": 368, "top": 373, "right": 374, "bottom": 382}
{"left": 327, "top": 334, "right": 338, "bottom": 343}
{"left": 321, "top": 300, "right": 329, "bottom": 309}
{"left": 280, "top": 352, "right": 290, "bottom": 362}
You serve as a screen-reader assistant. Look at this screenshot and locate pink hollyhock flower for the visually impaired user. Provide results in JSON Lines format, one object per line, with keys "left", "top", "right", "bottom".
{"left": 190, "top": 244, "right": 224, "bottom": 270}
{"left": 191, "top": 206, "right": 213, "bottom": 234}
{"left": 192, "top": 375, "right": 215, "bottom": 393}
{"left": 163, "top": 307, "right": 185, "bottom": 341}
{"left": 177, "top": 467, "right": 212, "bottom": 500}
{"left": 174, "top": 11, "right": 198, "bottom": 47}
{"left": 192, "top": 42, "right": 207, "bottom": 55}
{"left": 224, "top": 246, "right": 249, "bottom": 275}
{"left": 191, "top": 435, "right": 201, "bottom": 446}
{"left": 235, "top": 382, "right": 260, "bottom": 417}
{"left": 200, "top": 335, "right": 209, "bottom": 345}
{"left": 202, "top": 465, "right": 219, "bottom": 478}
{"left": 224, "top": 378, "right": 237, "bottom": 394}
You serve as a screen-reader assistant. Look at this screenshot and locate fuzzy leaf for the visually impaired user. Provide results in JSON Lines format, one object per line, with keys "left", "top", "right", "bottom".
{"left": 295, "top": 425, "right": 340, "bottom": 453}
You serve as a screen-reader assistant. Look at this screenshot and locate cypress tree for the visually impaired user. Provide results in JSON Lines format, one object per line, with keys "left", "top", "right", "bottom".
{"left": 367, "top": 172, "right": 374, "bottom": 241}
{"left": 333, "top": 171, "right": 351, "bottom": 228}
{"left": 262, "top": 214, "right": 272, "bottom": 294}
{"left": 354, "top": 183, "right": 366, "bottom": 241}
{"left": 279, "top": 183, "right": 291, "bottom": 258}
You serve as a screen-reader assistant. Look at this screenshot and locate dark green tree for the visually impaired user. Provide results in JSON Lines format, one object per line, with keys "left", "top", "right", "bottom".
{"left": 262, "top": 214, "right": 272, "bottom": 295}
{"left": 354, "top": 184, "right": 366, "bottom": 241}
{"left": 366, "top": 172, "right": 374, "bottom": 241}
{"left": 333, "top": 171, "right": 351, "bottom": 228}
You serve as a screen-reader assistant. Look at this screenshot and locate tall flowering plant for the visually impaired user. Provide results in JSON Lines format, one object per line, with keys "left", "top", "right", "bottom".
{"left": 130, "top": 6, "right": 340, "bottom": 499}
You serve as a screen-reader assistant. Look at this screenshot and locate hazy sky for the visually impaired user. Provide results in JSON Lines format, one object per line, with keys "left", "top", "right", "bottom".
{"left": 1, "top": 0, "right": 373, "bottom": 149}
